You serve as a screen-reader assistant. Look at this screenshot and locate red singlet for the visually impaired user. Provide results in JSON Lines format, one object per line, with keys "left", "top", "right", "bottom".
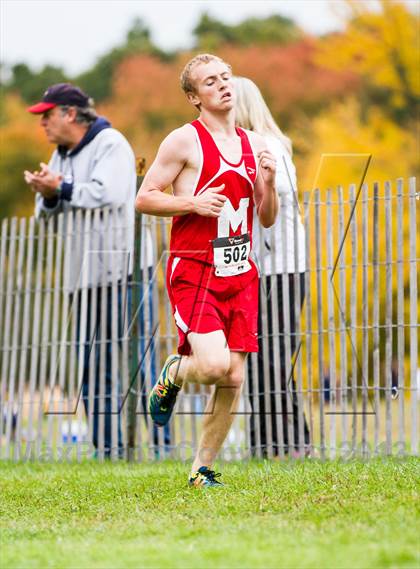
{"left": 167, "top": 119, "right": 259, "bottom": 354}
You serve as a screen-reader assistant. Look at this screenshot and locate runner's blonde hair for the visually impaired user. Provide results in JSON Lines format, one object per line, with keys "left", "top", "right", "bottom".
{"left": 180, "top": 54, "right": 232, "bottom": 94}
{"left": 234, "top": 76, "right": 292, "bottom": 156}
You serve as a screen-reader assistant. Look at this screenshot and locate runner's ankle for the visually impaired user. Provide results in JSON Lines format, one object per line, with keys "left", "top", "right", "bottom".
{"left": 168, "top": 358, "right": 183, "bottom": 387}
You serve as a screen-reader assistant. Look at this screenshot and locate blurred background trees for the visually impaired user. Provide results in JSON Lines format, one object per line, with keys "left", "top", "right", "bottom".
{"left": 0, "top": 0, "right": 418, "bottom": 218}
{"left": 297, "top": 0, "right": 419, "bottom": 192}
{"left": 193, "top": 13, "right": 302, "bottom": 50}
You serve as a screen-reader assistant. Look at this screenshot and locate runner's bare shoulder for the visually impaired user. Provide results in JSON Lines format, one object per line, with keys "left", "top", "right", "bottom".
{"left": 241, "top": 129, "right": 267, "bottom": 154}
{"left": 157, "top": 124, "right": 196, "bottom": 166}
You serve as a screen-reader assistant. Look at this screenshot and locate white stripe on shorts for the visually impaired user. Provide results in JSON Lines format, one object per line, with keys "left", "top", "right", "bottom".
{"left": 174, "top": 306, "right": 189, "bottom": 333}
{"left": 170, "top": 256, "right": 181, "bottom": 285}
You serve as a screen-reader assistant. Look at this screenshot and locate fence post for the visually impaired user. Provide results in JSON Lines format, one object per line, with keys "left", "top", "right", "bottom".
{"left": 372, "top": 183, "right": 380, "bottom": 455}
{"left": 303, "top": 192, "right": 315, "bottom": 456}
{"left": 5, "top": 218, "right": 26, "bottom": 458}
{"left": 314, "top": 189, "right": 326, "bottom": 458}
{"left": 127, "top": 211, "right": 142, "bottom": 461}
{"left": 337, "top": 186, "right": 349, "bottom": 457}
{"left": 384, "top": 182, "right": 393, "bottom": 455}
{"left": 396, "top": 179, "right": 406, "bottom": 455}
{"left": 326, "top": 189, "right": 337, "bottom": 458}
{"left": 409, "top": 178, "right": 418, "bottom": 455}
{"left": 361, "top": 183, "right": 369, "bottom": 457}
{"left": 125, "top": 161, "right": 144, "bottom": 461}
{"left": 15, "top": 217, "right": 35, "bottom": 460}
{"left": 349, "top": 184, "right": 358, "bottom": 455}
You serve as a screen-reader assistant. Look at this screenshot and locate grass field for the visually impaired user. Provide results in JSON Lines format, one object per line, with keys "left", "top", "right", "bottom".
{"left": 1, "top": 458, "right": 419, "bottom": 569}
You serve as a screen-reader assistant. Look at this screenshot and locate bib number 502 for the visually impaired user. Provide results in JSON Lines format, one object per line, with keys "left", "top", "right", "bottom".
{"left": 224, "top": 244, "right": 248, "bottom": 265}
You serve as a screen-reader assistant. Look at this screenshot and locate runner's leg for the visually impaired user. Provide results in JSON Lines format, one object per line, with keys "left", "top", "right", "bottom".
{"left": 172, "top": 330, "right": 231, "bottom": 386}
{"left": 190, "top": 350, "right": 247, "bottom": 472}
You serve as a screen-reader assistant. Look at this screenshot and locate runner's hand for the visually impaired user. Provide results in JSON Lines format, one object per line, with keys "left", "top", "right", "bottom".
{"left": 193, "top": 184, "right": 227, "bottom": 217}
{"left": 258, "top": 150, "right": 276, "bottom": 187}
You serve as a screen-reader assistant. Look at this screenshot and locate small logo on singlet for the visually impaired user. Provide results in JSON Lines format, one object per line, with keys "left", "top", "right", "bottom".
{"left": 228, "top": 236, "right": 245, "bottom": 246}
{"left": 246, "top": 167, "right": 255, "bottom": 175}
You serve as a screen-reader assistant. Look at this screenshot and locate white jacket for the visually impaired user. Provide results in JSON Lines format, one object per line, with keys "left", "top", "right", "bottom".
{"left": 253, "top": 135, "right": 306, "bottom": 275}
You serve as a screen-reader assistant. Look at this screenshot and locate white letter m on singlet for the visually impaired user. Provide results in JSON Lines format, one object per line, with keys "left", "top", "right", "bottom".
{"left": 217, "top": 198, "right": 249, "bottom": 238}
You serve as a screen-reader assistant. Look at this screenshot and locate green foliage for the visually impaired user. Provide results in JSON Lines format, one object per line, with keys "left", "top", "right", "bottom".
{"left": 1, "top": 19, "right": 170, "bottom": 105}
{"left": 5, "top": 63, "right": 69, "bottom": 104}
{"left": 193, "top": 13, "right": 301, "bottom": 50}
{"left": 75, "top": 18, "right": 171, "bottom": 102}
{"left": 0, "top": 459, "right": 418, "bottom": 568}
{"left": 233, "top": 14, "right": 301, "bottom": 45}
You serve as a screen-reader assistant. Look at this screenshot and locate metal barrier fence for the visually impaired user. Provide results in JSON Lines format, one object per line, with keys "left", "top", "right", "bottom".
{"left": 0, "top": 178, "right": 418, "bottom": 461}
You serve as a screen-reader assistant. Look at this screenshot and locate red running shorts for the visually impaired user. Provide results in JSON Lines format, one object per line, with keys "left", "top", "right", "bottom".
{"left": 166, "top": 255, "right": 259, "bottom": 355}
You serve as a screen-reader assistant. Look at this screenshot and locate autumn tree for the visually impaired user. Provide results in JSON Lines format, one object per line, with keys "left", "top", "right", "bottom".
{"left": 0, "top": 95, "right": 51, "bottom": 218}
{"left": 316, "top": 0, "right": 419, "bottom": 124}
{"left": 75, "top": 18, "right": 172, "bottom": 102}
{"left": 5, "top": 63, "right": 69, "bottom": 104}
{"left": 99, "top": 41, "right": 359, "bottom": 170}
{"left": 294, "top": 2, "right": 419, "bottom": 384}
{"left": 193, "top": 13, "right": 301, "bottom": 50}
{"left": 299, "top": 0, "right": 419, "bottom": 191}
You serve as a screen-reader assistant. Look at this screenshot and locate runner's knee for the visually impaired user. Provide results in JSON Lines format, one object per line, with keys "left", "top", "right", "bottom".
{"left": 224, "top": 367, "right": 244, "bottom": 389}
{"left": 195, "top": 356, "right": 230, "bottom": 384}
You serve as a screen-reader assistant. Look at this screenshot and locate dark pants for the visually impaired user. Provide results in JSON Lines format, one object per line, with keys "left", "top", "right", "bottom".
{"left": 248, "top": 273, "right": 310, "bottom": 457}
{"left": 77, "top": 284, "right": 124, "bottom": 458}
{"left": 133, "top": 271, "right": 171, "bottom": 454}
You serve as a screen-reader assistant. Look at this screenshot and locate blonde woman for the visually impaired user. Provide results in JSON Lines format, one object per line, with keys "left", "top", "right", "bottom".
{"left": 234, "top": 76, "right": 310, "bottom": 458}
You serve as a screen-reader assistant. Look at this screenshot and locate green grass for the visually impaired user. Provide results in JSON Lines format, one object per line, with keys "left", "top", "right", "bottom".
{"left": 1, "top": 459, "right": 419, "bottom": 569}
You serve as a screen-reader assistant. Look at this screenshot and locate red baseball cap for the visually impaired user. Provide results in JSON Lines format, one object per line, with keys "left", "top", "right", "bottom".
{"left": 27, "top": 83, "right": 90, "bottom": 114}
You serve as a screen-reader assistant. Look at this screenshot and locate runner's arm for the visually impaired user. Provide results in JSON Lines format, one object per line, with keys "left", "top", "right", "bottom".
{"left": 252, "top": 135, "right": 278, "bottom": 227}
{"left": 135, "top": 128, "right": 226, "bottom": 218}
{"left": 135, "top": 128, "right": 194, "bottom": 217}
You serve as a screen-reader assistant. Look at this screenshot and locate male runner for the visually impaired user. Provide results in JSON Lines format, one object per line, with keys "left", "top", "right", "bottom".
{"left": 135, "top": 54, "right": 278, "bottom": 486}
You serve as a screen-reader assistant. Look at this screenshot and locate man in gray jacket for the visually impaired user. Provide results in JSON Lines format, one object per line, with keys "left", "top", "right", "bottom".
{"left": 24, "top": 83, "right": 136, "bottom": 458}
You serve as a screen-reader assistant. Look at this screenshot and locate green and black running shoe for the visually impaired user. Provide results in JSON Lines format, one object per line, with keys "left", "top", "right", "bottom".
{"left": 148, "top": 355, "right": 181, "bottom": 426}
{"left": 189, "top": 466, "right": 224, "bottom": 488}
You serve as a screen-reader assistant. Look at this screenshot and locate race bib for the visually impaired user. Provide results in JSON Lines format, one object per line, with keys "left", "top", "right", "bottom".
{"left": 212, "top": 233, "right": 251, "bottom": 277}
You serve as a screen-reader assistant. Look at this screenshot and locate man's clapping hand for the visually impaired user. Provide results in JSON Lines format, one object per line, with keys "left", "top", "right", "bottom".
{"left": 24, "top": 162, "right": 62, "bottom": 199}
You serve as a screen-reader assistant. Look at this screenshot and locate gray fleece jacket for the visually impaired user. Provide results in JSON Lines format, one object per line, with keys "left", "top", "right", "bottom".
{"left": 35, "top": 117, "right": 141, "bottom": 290}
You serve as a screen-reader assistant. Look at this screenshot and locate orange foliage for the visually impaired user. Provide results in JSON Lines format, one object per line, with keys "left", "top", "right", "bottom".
{"left": 219, "top": 39, "right": 359, "bottom": 115}
{"left": 0, "top": 95, "right": 52, "bottom": 218}
{"left": 99, "top": 55, "right": 194, "bottom": 165}
{"left": 98, "top": 40, "right": 360, "bottom": 167}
